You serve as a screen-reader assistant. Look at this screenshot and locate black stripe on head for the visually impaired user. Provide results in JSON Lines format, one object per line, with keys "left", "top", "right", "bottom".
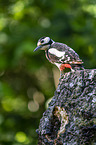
{"left": 38, "top": 36, "right": 53, "bottom": 47}
{"left": 39, "top": 36, "right": 46, "bottom": 41}
{"left": 49, "top": 39, "right": 53, "bottom": 45}
{"left": 42, "top": 39, "right": 53, "bottom": 46}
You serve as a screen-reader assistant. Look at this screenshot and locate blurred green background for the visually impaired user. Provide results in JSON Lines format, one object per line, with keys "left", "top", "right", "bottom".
{"left": 0, "top": 0, "right": 96, "bottom": 144}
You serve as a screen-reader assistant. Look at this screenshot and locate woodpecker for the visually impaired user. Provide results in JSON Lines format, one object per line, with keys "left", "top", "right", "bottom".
{"left": 34, "top": 37, "right": 84, "bottom": 73}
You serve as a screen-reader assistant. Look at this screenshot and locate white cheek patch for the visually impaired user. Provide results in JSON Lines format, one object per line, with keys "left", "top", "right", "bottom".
{"left": 49, "top": 48, "right": 65, "bottom": 58}
{"left": 44, "top": 37, "right": 50, "bottom": 43}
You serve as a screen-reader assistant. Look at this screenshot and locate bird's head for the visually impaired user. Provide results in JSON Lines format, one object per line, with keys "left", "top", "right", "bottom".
{"left": 34, "top": 36, "right": 54, "bottom": 52}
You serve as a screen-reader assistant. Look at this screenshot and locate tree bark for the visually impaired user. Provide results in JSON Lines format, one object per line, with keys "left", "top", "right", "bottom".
{"left": 36, "top": 69, "right": 96, "bottom": 145}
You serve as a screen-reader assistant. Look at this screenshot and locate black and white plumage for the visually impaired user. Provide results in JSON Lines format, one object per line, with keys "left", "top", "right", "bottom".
{"left": 34, "top": 37, "right": 84, "bottom": 72}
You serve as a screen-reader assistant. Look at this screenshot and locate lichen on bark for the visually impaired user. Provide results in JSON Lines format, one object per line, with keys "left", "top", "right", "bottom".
{"left": 37, "top": 69, "right": 96, "bottom": 145}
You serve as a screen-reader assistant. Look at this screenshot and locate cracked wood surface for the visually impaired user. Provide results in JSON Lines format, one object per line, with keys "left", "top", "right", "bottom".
{"left": 37, "top": 69, "right": 96, "bottom": 145}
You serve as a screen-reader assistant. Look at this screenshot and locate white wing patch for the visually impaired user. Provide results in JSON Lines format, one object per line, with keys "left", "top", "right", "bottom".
{"left": 49, "top": 48, "right": 65, "bottom": 58}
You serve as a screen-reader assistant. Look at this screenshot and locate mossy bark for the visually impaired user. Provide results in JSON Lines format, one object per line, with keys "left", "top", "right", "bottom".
{"left": 36, "top": 69, "right": 96, "bottom": 145}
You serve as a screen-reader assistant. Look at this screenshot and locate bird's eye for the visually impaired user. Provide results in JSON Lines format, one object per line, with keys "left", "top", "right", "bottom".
{"left": 41, "top": 40, "right": 44, "bottom": 43}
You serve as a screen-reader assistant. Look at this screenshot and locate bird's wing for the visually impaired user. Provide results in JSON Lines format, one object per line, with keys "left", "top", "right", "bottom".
{"left": 48, "top": 42, "right": 83, "bottom": 64}
{"left": 45, "top": 49, "right": 60, "bottom": 63}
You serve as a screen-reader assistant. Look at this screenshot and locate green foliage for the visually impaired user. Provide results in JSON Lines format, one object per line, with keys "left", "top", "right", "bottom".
{"left": 0, "top": 0, "right": 96, "bottom": 144}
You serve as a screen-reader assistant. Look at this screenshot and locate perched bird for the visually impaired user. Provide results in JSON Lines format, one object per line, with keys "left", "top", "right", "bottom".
{"left": 34, "top": 37, "right": 84, "bottom": 73}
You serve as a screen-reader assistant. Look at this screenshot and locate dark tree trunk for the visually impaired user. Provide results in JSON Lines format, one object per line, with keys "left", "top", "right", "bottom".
{"left": 36, "top": 69, "right": 96, "bottom": 145}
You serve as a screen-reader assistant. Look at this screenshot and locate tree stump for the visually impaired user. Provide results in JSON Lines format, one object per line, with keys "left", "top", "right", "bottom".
{"left": 36, "top": 69, "right": 96, "bottom": 145}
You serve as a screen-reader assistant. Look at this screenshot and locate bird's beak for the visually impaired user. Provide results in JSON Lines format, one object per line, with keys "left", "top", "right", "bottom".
{"left": 33, "top": 42, "right": 42, "bottom": 52}
{"left": 33, "top": 45, "right": 42, "bottom": 52}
